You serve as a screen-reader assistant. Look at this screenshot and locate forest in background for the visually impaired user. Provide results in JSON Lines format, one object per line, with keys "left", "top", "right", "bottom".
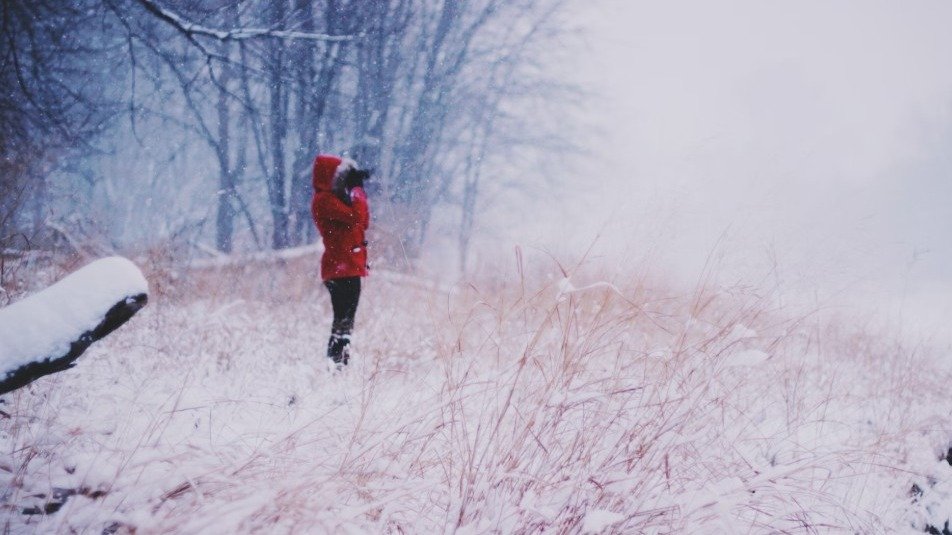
{"left": 1, "top": 0, "right": 579, "bottom": 273}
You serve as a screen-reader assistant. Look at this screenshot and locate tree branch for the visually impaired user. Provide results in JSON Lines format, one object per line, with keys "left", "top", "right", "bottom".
{"left": 136, "top": 0, "right": 358, "bottom": 43}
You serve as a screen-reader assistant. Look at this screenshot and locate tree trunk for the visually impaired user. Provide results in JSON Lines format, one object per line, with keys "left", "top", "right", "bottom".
{"left": 288, "top": 0, "right": 317, "bottom": 246}
{"left": 267, "top": 0, "right": 290, "bottom": 250}
{"left": 387, "top": 1, "right": 464, "bottom": 260}
{"left": 215, "top": 38, "right": 236, "bottom": 253}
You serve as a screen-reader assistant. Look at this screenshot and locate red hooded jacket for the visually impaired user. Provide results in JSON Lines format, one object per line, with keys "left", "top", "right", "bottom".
{"left": 311, "top": 155, "right": 370, "bottom": 281}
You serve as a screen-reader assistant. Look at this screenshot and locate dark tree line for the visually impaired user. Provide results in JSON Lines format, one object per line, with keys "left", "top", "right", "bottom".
{"left": 1, "top": 0, "right": 121, "bottom": 251}
{"left": 1, "top": 0, "right": 578, "bottom": 272}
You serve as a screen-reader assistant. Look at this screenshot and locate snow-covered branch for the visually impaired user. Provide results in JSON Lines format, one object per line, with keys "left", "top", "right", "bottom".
{"left": 136, "top": 0, "right": 357, "bottom": 42}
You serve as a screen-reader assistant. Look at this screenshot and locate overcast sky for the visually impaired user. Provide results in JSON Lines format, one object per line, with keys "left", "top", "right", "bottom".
{"left": 526, "top": 0, "right": 952, "bottom": 342}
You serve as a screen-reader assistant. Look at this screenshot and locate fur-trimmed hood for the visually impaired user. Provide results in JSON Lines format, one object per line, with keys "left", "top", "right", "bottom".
{"left": 312, "top": 154, "right": 357, "bottom": 192}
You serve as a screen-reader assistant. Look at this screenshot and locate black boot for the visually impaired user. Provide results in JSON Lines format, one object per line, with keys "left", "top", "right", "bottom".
{"left": 327, "top": 331, "right": 351, "bottom": 366}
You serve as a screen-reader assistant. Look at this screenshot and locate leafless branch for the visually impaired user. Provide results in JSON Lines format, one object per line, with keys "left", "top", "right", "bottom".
{"left": 136, "top": 0, "right": 358, "bottom": 43}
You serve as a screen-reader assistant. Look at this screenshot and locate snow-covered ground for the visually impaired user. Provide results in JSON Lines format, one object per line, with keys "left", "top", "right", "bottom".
{"left": 0, "top": 254, "right": 950, "bottom": 533}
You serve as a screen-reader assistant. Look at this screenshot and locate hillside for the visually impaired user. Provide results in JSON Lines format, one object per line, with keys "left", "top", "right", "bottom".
{"left": 0, "top": 251, "right": 950, "bottom": 533}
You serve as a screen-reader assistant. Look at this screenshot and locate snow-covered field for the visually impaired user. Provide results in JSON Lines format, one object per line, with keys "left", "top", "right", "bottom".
{"left": 1, "top": 252, "right": 951, "bottom": 533}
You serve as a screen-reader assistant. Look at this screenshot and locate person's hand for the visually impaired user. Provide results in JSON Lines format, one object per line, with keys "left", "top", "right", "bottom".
{"left": 346, "top": 168, "right": 370, "bottom": 190}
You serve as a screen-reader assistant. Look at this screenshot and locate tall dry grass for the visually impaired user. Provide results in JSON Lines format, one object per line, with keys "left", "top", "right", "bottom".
{"left": 0, "top": 249, "right": 949, "bottom": 533}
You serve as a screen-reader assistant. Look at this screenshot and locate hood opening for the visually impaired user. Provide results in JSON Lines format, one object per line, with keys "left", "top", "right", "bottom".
{"left": 312, "top": 155, "right": 359, "bottom": 192}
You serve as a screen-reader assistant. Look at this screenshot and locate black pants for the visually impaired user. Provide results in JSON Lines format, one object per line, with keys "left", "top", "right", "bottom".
{"left": 324, "top": 277, "right": 361, "bottom": 364}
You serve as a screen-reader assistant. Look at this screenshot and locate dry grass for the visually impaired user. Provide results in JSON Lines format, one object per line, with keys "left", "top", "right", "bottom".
{"left": 0, "top": 250, "right": 949, "bottom": 533}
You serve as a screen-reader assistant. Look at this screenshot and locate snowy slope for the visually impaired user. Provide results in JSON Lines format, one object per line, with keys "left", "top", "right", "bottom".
{"left": 0, "top": 257, "right": 949, "bottom": 533}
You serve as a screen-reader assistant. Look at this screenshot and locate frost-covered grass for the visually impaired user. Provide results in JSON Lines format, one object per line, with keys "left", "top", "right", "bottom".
{"left": 1, "top": 252, "right": 950, "bottom": 533}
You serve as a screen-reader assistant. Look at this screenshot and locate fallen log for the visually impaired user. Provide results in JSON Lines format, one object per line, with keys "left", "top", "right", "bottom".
{"left": 0, "top": 257, "right": 148, "bottom": 395}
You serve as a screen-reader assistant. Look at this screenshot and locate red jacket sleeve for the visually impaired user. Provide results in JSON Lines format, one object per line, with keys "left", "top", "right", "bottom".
{"left": 349, "top": 187, "right": 370, "bottom": 230}
{"left": 312, "top": 192, "right": 359, "bottom": 225}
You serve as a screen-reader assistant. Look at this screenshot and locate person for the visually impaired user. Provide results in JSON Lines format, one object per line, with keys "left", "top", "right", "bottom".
{"left": 310, "top": 154, "right": 370, "bottom": 367}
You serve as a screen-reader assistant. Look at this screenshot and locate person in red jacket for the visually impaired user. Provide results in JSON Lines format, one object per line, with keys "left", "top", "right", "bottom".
{"left": 311, "top": 154, "right": 370, "bottom": 367}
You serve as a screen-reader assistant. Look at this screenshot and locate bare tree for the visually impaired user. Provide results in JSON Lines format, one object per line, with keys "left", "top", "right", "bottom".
{"left": 451, "top": 0, "right": 579, "bottom": 273}
{"left": 288, "top": 0, "right": 356, "bottom": 246}
{"left": 0, "top": 0, "right": 120, "bottom": 249}
{"left": 350, "top": 0, "right": 414, "bottom": 173}
{"left": 265, "top": 1, "right": 291, "bottom": 249}
{"left": 1, "top": 0, "right": 581, "bottom": 271}
{"left": 379, "top": 0, "right": 579, "bottom": 264}
{"left": 288, "top": 0, "right": 321, "bottom": 246}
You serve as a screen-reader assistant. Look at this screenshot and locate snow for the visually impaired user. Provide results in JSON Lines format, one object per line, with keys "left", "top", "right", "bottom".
{"left": 0, "top": 256, "right": 148, "bottom": 375}
{"left": 188, "top": 244, "right": 323, "bottom": 269}
{"left": 0, "top": 260, "right": 949, "bottom": 533}
{"left": 555, "top": 276, "right": 621, "bottom": 302}
{"left": 721, "top": 349, "right": 770, "bottom": 367}
{"left": 727, "top": 323, "right": 758, "bottom": 341}
{"left": 582, "top": 509, "right": 624, "bottom": 532}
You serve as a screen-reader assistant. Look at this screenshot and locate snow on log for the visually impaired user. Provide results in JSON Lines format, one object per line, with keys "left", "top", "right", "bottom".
{"left": 0, "top": 257, "right": 148, "bottom": 395}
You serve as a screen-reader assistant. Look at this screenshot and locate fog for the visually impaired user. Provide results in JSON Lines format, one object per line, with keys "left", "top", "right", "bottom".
{"left": 518, "top": 0, "right": 952, "bottom": 342}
